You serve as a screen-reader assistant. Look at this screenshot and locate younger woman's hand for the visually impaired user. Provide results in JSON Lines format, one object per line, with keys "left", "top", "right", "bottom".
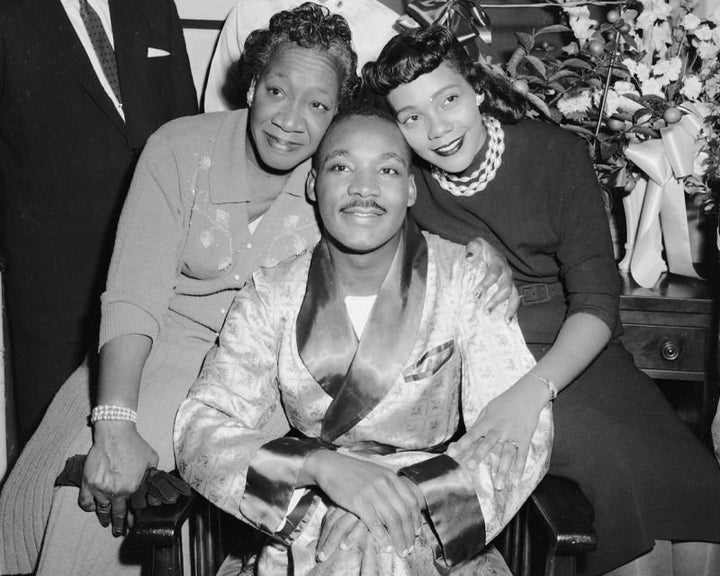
{"left": 447, "top": 376, "right": 548, "bottom": 490}
{"left": 465, "top": 237, "right": 519, "bottom": 321}
{"left": 78, "top": 421, "right": 158, "bottom": 537}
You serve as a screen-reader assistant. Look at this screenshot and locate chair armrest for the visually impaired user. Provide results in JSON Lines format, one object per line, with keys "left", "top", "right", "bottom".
{"left": 525, "top": 474, "right": 597, "bottom": 576}
{"left": 132, "top": 492, "right": 197, "bottom": 547}
{"left": 530, "top": 474, "right": 597, "bottom": 554}
{"left": 497, "top": 474, "right": 596, "bottom": 576}
{"left": 132, "top": 491, "right": 226, "bottom": 576}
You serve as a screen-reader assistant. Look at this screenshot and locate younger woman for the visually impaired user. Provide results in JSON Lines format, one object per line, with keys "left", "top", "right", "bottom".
{"left": 364, "top": 25, "right": 720, "bottom": 576}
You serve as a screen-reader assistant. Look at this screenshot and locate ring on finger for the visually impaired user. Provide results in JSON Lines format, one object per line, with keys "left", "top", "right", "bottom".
{"left": 97, "top": 502, "right": 111, "bottom": 510}
{"left": 504, "top": 440, "right": 519, "bottom": 450}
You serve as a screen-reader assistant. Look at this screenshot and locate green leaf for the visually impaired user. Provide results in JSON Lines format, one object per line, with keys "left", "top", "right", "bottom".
{"left": 599, "top": 139, "right": 621, "bottom": 161}
{"left": 560, "top": 124, "right": 596, "bottom": 139}
{"left": 524, "top": 55, "right": 547, "bottom": 79}
{"left": 622, "top": 34, "right": 638, "bottom": 50}
{"left": 535, "top": 24, "right": 572, "bottom": 35}
{"left": 548, "top": 69, "right": 580, "bottom": 82}
{"left": 624, "top": 9, "right": 638, "bottom": 21}
{"left": 515, "top": 32, "right": 534, "bottom": 52}
{"left": 563, "top": 58, "right": 593, "bottom": 70}
{"left": 526, "top": 92, "right": 554, "bottom": 119}
{"left": 610, "top": 67, "right": 631, "bottom": 80}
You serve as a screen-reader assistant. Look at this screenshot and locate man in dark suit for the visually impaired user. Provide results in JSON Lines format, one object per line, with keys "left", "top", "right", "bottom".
{"left": 0, "top": 0, "right": 198, "bottom": 445}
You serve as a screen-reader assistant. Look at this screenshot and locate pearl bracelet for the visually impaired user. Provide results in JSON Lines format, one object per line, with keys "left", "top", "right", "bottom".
{"left": 527, "top": 372, "right": 558, "bottom": 402}
{"left": 90, "top": 405, "right": 137, "bottom": 424}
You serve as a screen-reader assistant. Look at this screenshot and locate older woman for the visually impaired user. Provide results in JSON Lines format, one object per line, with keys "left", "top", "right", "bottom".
{"left": 0, "top": 7, "right": 512, "bottom": 576}
{"left": 363, "top": 25, "right": 720, "bottom": 576}
{"left": 0, "top": 5, "right": 360, "bottom": 575}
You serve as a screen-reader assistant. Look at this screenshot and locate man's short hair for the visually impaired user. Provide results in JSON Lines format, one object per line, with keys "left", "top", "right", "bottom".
{"left": 313, "top": 104, "right": 413, "bottom": 169}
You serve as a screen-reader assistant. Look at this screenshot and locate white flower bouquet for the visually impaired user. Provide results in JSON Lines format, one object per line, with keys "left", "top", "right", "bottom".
{"left": 495, "top": 0, "right": 720, "bottom": 285}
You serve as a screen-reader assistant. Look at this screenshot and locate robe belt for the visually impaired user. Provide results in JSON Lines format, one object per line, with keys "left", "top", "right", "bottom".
{"left": 286, "top": 430, "right": 456, "bottom": 457}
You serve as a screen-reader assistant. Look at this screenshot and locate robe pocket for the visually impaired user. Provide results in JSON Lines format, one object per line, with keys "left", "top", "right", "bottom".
{"left": 403, "top": 340, "right": 455, "bottom": 382}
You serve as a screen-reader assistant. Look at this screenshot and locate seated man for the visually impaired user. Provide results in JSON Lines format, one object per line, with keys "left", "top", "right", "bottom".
{"left": 174, "top": 106, "right": 553, "bottom": 576}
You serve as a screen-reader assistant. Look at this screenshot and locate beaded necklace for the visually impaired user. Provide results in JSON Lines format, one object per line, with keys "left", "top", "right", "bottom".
{"left": 431, "top": 115, "right": 505, "bottom": 197}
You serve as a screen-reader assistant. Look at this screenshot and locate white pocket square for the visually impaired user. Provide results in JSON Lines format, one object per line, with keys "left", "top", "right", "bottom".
{"left": 147, "top": 47, "right": 171, "bottom": 58}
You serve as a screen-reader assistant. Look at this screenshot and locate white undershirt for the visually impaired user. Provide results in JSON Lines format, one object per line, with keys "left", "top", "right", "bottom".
{"left": 344, "top": 295, "right": 378, "bottom": 339}
{"left": 60, "top": 0, "right": 125, "bottom": 119}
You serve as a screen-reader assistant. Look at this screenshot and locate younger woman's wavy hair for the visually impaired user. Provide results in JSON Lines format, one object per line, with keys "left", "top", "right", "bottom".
{"left": 239, "top": 2, "right": 360, "bottom": 110}
{"left": 363, "top": 26, "right": 526, "bottom": 123}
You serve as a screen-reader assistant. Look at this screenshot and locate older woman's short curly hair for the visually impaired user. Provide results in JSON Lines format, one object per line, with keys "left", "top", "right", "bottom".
{"left": 363, "top": 25, "right": 526, "bottom": 123}
{"left": 240, "top": 2, "right": 360, "bottom": 110}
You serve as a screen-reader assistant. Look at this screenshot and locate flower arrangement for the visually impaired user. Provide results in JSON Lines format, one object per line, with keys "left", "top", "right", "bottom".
{"left": 402, "top": 0, "right": 719, "bottom": 282}
{"left": 495, "top": 0, "right": 720, "bottom": 211}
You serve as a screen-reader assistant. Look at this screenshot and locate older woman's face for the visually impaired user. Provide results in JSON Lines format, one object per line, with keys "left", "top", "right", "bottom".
{"left": 248, "top": 46, "right": 341, "bottom": 173}
{"left": 386, "top": 62, "right": 484, "bottom": 174}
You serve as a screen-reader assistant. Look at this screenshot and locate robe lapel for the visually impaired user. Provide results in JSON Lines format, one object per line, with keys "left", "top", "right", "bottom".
{"left": 297, "top": 220, "right": 428, "bottom": 443}
{"left": 296, "top": 239, "right": 358, "bottom": 398}
{"left": 31, "top": 0, "right": 126, "bottom": 136}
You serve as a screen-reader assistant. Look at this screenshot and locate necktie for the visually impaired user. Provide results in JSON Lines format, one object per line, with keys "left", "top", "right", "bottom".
{"left": 78, "top": 0, "right": 122, "bottom": 105}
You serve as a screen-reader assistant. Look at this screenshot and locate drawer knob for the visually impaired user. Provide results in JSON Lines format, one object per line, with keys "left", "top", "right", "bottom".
{"left": 661, "top": 341, "right": 680, "bottom": 361}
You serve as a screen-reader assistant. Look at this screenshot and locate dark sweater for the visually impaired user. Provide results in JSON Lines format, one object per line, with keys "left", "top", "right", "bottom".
{"left": 410, "top": 119, "right": 621, "bottom": 344}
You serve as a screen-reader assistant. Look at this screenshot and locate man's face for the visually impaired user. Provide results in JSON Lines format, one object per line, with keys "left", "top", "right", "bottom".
{"left": 309, "top": 115, "right": 416, "bottom": 255}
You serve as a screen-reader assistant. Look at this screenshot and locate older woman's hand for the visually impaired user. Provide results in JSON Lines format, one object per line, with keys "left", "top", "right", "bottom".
{"left": 465, "top": 237, "right": 519, "bottom": 321}
{"left": 78, "top": 421, "right": 158, "bottom": 536}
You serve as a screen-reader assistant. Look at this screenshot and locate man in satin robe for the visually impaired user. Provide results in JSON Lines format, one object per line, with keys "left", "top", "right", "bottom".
{"left": 174, "top": 107, "right": 553, "bottom": 576}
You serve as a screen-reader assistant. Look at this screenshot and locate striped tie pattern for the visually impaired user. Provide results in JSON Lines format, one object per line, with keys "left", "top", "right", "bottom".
{"left": 78, "top": 0, "right": 122, "bottom": 105}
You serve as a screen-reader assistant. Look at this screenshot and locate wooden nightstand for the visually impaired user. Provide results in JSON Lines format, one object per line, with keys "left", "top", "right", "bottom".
{"left": 618, "top": 271, "right": 719, "bottom": 444}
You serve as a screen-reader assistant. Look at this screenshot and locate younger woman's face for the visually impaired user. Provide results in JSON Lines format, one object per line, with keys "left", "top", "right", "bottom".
{"left": 386, "top": 62, "right": 484, "bottom": 174}
{"left": 248, "top": 46, "right": 341, "bottom": 173}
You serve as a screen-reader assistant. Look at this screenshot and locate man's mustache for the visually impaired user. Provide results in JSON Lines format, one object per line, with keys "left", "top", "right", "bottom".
{"left": 342, "top": 199, "right": 386, "bottom": 212}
